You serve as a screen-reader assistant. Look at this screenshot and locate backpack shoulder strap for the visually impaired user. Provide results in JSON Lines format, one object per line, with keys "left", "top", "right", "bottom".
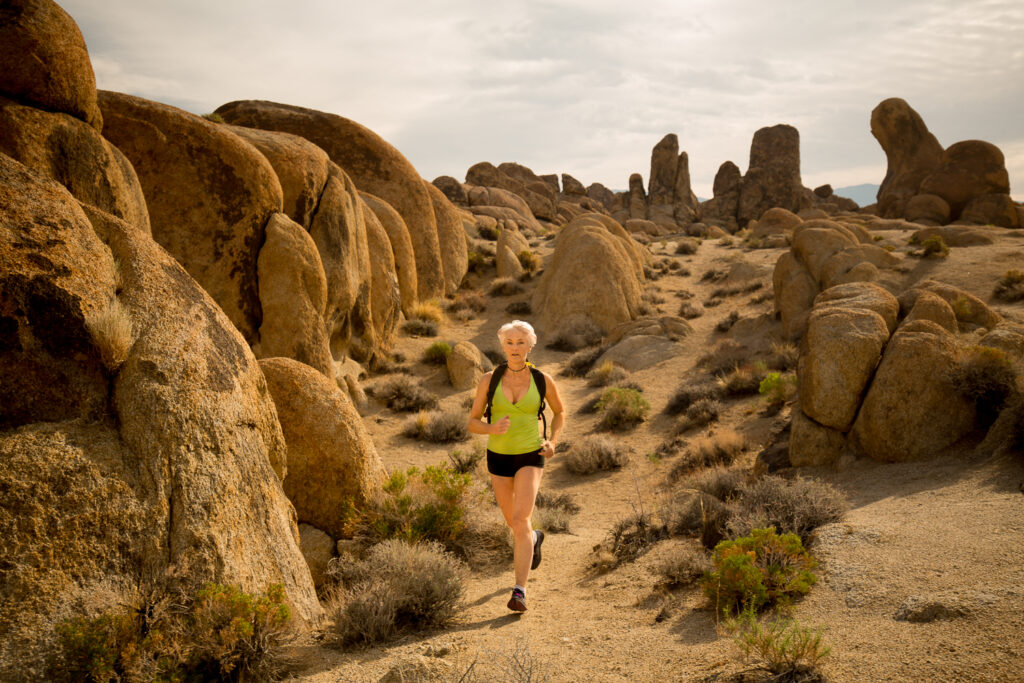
{"left": 483, "top": 362, "right": 507, "bottom": 423}
{"left": 529, "top": 365, "right": 548, "bottom": 439}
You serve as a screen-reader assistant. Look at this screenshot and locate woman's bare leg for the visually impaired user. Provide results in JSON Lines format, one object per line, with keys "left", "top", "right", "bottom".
{"left": 491, "top": 467, "right": 544, "bottom": 587}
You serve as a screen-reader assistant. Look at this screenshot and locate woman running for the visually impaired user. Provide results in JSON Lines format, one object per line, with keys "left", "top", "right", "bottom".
{"left": 467, "top": 320, "right": 565, "bottom": 612}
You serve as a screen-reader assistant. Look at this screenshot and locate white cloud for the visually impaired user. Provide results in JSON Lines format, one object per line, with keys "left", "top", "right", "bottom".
{"left": 62, "top": 0, "right": 1024, "bottom": 200}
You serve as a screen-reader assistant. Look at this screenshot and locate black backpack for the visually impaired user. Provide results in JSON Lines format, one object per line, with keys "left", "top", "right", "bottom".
{"left": 483, "top": 362, "right": 548, "bottom": 439}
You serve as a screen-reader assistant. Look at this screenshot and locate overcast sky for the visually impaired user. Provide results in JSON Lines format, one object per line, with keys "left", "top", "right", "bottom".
{"left": 63, "top": 0, "right": 1023, "bottom": 200}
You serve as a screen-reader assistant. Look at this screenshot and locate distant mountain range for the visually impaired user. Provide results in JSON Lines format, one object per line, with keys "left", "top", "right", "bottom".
{"left": 833, "top": 183, "right": 879, "bottom": 207}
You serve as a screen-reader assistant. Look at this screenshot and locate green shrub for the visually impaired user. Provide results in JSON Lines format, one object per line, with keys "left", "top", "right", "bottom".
{"left": 422, "top": 341, "right": 452, "bottom": 365}
{"left": 994, "top": 269, "right": 1024, "bottom": 302}
{"left": 517, "top": 250, "right": 540, "bottom": 272}
{"left": 701, "top": 527, "right": 818, "bottom": 616}
{"left": 759, "top": 371, "right": 798, "bottom": 407}
{"left": 564, "top": 435, "right": 629, "bottom": 474}
{"left": 728, "top": 611, "right": 831, "bottom": 678}
{"left": 728, "top": 476, "right": 847, "bottom": 545}
{"left": 596, "top": 387, "right": 650, "bottom": 430}
{"left": 202, "top": 112, "right": 225, "bottom": 123}
{"left": 467, "top": 250, "right": 491, "bottom": 273}
{"left": 372, "top": 375, "right": 439, "bottom": 412}
{"left": 920, "top": 235, "right": 949, "bottom": 258}
{"left": 329, "top": 540, "right": 466, "bottom": 645}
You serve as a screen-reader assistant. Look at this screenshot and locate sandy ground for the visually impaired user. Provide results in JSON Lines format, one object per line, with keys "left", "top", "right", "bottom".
{"left": 287, "top": 223, "right": 1024, "bottom": 682}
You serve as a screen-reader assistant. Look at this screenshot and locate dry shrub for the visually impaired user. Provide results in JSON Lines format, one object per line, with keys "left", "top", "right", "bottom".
{"left": 650, "top": 544, "right": 713, "bottom": 587}
{"left": 401, "top": 318, "right": 438, "bottom": 337}
{"left": 678, "top": 302, "right": 703, "bottom": 319}
{"left": 422, "top": 341, "right": 452, "bottom": 365}
{"left": 676, "top": 289, "right": 695, "bottom": 300}
{"left": 665, "top": 491, "right": 734, "bottom": 548}
{"left": 670, "top": 429, "right": 744, "bottom": 477}
{"left": 88, "top": 299, "right": 134, "bottom": 370}
{"left": 561, "top": 346, "right": 604, "bottom": 377}
{"left": 700, "top": 340, "right": 750, "bottom": 376}
{"left": 919, "top": 234, "right": 949, "bottom": 258}
{"left": 766, "top": 341, "right": 799, "bottom": 371}
{"left": 505, "top": 300, "right": 532, "bottom": 315}
{"left": 328, "top": 540, "right": 466, "bottom": 646}
{"left": 403, "top": 410, "right": 470, "bottom": 443}
{"left": 478, "top": 223, "right": 499, "bottom": 240}
{"left": 447, "top": 291, "right": 487, "bottom": 315}
{"left": 675, "top": 238, "right": 700, "bottom": 255}
{"left": 447, "top": 444, "right": 484, "bottom": 474}
{"left": 487, "top": 277, "right": 524, "bottom": 296}
{"left": 517, "top": 250, "right": 540, "bottom": 272}
{"left": 608, "top": 511, "right": 668, "bottom": 563}
{"left": 675, "top": 398, "right": 722, "bottom": 433}
{"left": 467, "top": 250, "right": 492, "bottom": 274}
{"left": 949, "top": 345, "right": 1020, "bottom": 427}
{"left": 564, "top": 435, "right": 629, "bottom": 474}
{"left": 716, "top": 310, "right": 741, "bottom": 333}
{"left": 719, "top": 363, "right": 767, "bottom": 397}
{"left": 533, "top": 507, "right": 571, "bottom": 534}
{"left": 412, "top": 301, "right": 445, "bottom": 322}
{"left": 546, "top": 319, "right": 603, "bottom": 351}
{"left": 688, "top": 466, "right": 746, "bottom": 501}
{"left": 372, "top": 375, "right": 438, "bottom": 412}
{"left": 993, "top": 270, "right": 1024, "bottom": 302}
{"left": 667, "top": 259, "right": 684, "bottom": 271}
{"left": 701, "top": 267, "right": 728, "bottom": 282}
{"left": 587, "top": 359, "right": 628, "bottom": 387}
{"left": 665, "top": 382, "right": 722, "bottom": 415}
{"left": 728, "top": 476, "right": 848, "bottom": 545}
{"left": 597, "top": 387, "right": 650, "bottom": 430}
{"left": 534, "top": 490, "right": 580, "bottom": 514}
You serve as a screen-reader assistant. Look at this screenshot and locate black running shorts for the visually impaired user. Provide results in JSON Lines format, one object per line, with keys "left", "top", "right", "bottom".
{"left": 486, "top": 448, "right": 545, "bottom": 477}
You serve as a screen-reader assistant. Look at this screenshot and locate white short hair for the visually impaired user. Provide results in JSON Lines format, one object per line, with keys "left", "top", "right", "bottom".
{"left": 497, "top": 320, "right": 537, "bottom": 346}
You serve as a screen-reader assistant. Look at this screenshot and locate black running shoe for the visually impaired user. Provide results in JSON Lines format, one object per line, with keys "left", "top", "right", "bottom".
{"left": 507, "top": 587, "right": 526, "bottom": 612}
{"left": 531, "top": 529, "right": 545, "bottom": 570}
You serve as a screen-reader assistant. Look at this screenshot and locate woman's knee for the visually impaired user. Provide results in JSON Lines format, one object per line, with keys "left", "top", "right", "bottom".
{"left": 510, "top": 515, "right": 532, "bottom": 535}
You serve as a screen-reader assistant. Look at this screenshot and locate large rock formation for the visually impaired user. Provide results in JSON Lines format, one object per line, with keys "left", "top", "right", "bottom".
{"left": 215, "top": 99, "right": 447, "bottom": 300}
{"left": 259, "top": 358, "right": 386, "bottom": 539}
{"left": 918, "top": 140, "right": 1011, "bottom": 217}
{"left": 465, "top": 161, "right": 556, "bottom": 222}
{"left": 99, "top": 91, "right": 283, "bottom": 346}
{"left": 532, "top": 213, "right": 648, "bottom": 339}
{"left": 0, "top": 156, "right": 321, "bottom": 678}
{"left": 871, "top": 98, "right": 945, "bottom": 219}
{"left": 738, "top": 124, "right": 806, "bottom": 226}
{"left": 646, "top": 133, "right": 700, "bottom": 228}
{"left": 361, "top": 191, "right": 418, "bottom": 318}
{"left": 424, "top": 181, "right": 468, "bottom": 295}
{"left": 0, "top": 0, "right": 103, "bottom": 130}
{"left": 700, "top": 161, "right": 742, "bottom": 232}
{"left": 360, "top": 200, "right": 402, "bottom": 359}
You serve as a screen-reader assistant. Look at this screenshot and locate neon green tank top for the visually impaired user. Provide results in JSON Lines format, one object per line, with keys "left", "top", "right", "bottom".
{"left": 487, "top": 374, "right": 544, "bottom": 455}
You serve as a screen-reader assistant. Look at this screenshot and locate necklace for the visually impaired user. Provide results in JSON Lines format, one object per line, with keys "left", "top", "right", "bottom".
{"left": 507, "top": 363, "right": 529, "bottom": 373}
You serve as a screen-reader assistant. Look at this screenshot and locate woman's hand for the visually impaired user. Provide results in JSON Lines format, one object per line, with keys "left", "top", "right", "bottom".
{"left": 491, "top": 415, "right": 511, "bottom": 434}
{"left": 541, "top": 440, "right": 556, "bottom": 458}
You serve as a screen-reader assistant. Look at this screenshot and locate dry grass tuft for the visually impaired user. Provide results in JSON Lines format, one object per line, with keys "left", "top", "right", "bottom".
{"left": 412, "top": 300, "right": 445, "bottom": 322}
{"left": 587, "top": 359, "right": 628, "bottom": 387}
{"left": 607, "top": 511, "right": 668, "bottom": 563}
{"left": 665, "top": 382, "right": 722, "bottom": 415}
{"left": 487, "top": 277, "right": 524, "bottom": 296}
{"left": 401, "top": 318, "right": 439, "bottom": 337}
{"left": 675, "top": 398, "right": 723, "bottom": 433}
{"left": 718, "top": 363, "right": 767, "bottom": 397}
{"left": 993, "top": 270, "right": 1024, "bottom": 302}
{"left": 403, "top": 410, "right": 470, "bottom": 443}
{"left": 687, "top": 465, "right": 746, "bottom": 501}
{"left": 371, "top": 375, "right": 439, "bottom": 412}
{"left": 89, "top": 299, "right": 134, "bottom": 370}
{"left": 665, "top": 491, "right": 734, "bottom": 548}
{"left": 564, "top": 435, "right": 629, "bottom": 474}
{"left": 447, "top": 291, "right": 488, "bottom": 315}
{"left": 561, "top": 346, "right": 604, "bottom": 377}
{"left": 678, "top": 302, "right": 704, "bottom": 319}
{"left": 649, "top": 544, "right": 713, "bottom": 587}
{"left": 669, "top": 428, "right": 744, "bottom": 477}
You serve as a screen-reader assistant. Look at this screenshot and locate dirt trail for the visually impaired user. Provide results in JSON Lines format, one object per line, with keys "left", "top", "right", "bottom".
{"left": 290, "top": 229, "right": 1024, "bottom": 682}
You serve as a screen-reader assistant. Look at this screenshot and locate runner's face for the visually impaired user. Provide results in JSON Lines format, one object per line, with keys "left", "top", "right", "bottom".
{"left": 501, "top": 330, "right": 532, "bottom": 365}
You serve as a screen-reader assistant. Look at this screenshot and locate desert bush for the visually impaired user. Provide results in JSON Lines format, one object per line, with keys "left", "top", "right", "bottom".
{"left": 88, "top": 299, "right": 134, "bottom": 371}
{"left": 447, "top": 291, "right": 488, "bottom": 315}
{"left": 563, "top": 435, "right": 629, "bottom": 474}
{"left": 993, "top": 269, "right": 1024, "bottom": 302}
{"left": 533, "top": 507, "right": 572, "bottom": 534}
{"left": 919, "top": 234, "right": 949, "bottom": 258}
{"left": 467, "top": 250, "right": 492, "bottom": 274}
{"left": 766, "top": 342, "right": 799, "bottom": 371}
{"left": 403, "top": 410, "right": 470, "bottom": 443}
{"left": 372, "top": 375, "right": 439, "bottom": 412}
{"left": 667, "top": 259, "right": 684, "bottom": 271}
{"left": 749, "top": 289, "right": 774, "bottom": 305}
{"left": 401, "top": 318, "right": 438, "bottom": 337}
{"left": 675, "top": 238, "right": 699, "bottom": 255}
{"left": 487, "top": 277, "right": 524, "bottom": 296}
{"left": 949, "top": 345, "right": 1020, "bottom": 426}
{"left": 665, "top": 491, "right": 734, "bottom": 549}
{"left": 728, "top": 611, "right": 831, "bottom": 679}
{"left": 676, "top": 289, "right": 695, "bottom": 300}
{"left": 534, "top": 490, "right": 580, "bottom": 514}
{"left": 650, "top": 544, "right": 713, "bottom": 587}
{"left": 688, "top": 466, "right": 746, "bottom": 501}
{"left": 505, "top": 300, "right": 532, "bottom": 315}
{"left": 561, "top": 346, "right": 604, "bottom": 377}
{"left": 56, "top": 583, "right": 294, "bottom": 682}
{"left": 669, "top": 429, "right": 744, "bottom": 478}
{"left": 719, "top": 363, "right": 768, "bottom": 397}
{"left": 701, "top": 527, "right": 818, "bottom": 616}
{"left": 678, "top": 301, "right": 703, "bottom": 319}
{"left": 676, "top": 398, "right": 722, "bottom": 433}
{"left": 413, "top": 301, "right": 445, "bottom": 322}
{"left": 587, "top": 359, "right": 628, "bottom": 387}
{"left": 607, "top": 511, "right": 668, "bottom": 563}
{"left": 728, "top": 476, "right": 847, "bottom": 545}
{"left": 447, "top": 444, "right": 484, "bottom": 474}
{"left": 703, "top": 297, "right": 724, "bottom": 308}
{"left": 517, "top": 250, "right": 540, "bottom": 272}
{"left": 759, "top": 372, "right": 798, "bottom": 408}
{"left": 710, "top": 281, "right": 764, "bottom": 300}
{"left": 715, "top": 310, "right": 740, "bottom": 333}
{"left": 422, "top": 341, "right": 453, "bottom": 365}
{"left": 329, "top": 540, "right": 466, "bottom": 646}
{"left": 665, "top": 382, "right": 722, "bottom": 415}
{"left": 546, "top": 319, "right": 603, "bottom": 351}
{"left": 699, "top": 340, "right": 750, "bottom": 376}
{"left": 478, "top": 223, "right": 499, "bottom": 240}
{"left": 596, "top": 387, "right": 650, "bottom": 430}
{"left": 701, "top": 267, "right": 728, "bottom": 282}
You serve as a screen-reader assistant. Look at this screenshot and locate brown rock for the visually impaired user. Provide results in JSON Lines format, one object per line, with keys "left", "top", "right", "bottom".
{"left": 814, "top": 282, "right": 900, "bottom": 334}
{"left": 792, "top": 226, "right": 857, "bottom": 283}
{"left": 919, "top": 140, "right": 1011, "bottom": 217}
{"left": 738, "top": 124, "right": 805, "bottom": 226}
{"left": 903, "top": 193, "right": 951, "bottom": 225}
{"left": 298, "top": 523, "right": 335, "bottom": 589}
{"left": 447, "top": 341, "right": 487, "bottom": 391}
{"left": 819, "top": 245, "right": 901, "bottom": 289}
{"left": 799, "top": 306, "right": 891, "bottom": 430}
{"left": 255, "top": 213, "right": 333, "bottom": 379}
{"left": 496, "top": 243, "right": 525, "bottom": 280}
{"left": 424, "top": 181, "right": 468, "bottom": 295}
{"left": 899, "top": 280, "right": 1001, "bottom": 330}
{"left": 850, "top": 320, "right": 976, "bottom": 461}
{"left": 870, "top": 98, "right": 944, "bottom": 218}
{"left": 467, "top": 184, "right": 539, "bottom": 230}
{"left": 903, "top": 290, "right": 957, "bottom": 333}
{"left": 773, "top": 251, "right": 817, "bottom": 340}
{"left": 959, "top": 193, "right": 1021, "bottom": 228}
{"left": 587, "top": 182, "right": 616, "bottom": 209}
{"left": 0, "top": 0, "right": 102, "bottom": 129}
{"left": 710, "top": 160, "right": 741, "bottom": 221}
{"left": 360, "top": 202, "right": 402, "bottom": 361}
{"left": 467, "top": 162, "right": 557, "bottom": 221}
{"left": 226, "top": 124, "right": 329, "bottom": 229}
{"left": 628, "top": 172, "right": 647, "bottom": 220}
{"left": 673, "top": 151, "right": 700, "bottom": 224}
{"left": 790, "top": 409, "right": 846, "bottom": 466}
{"left": 648, "top": 134, "right": 677, "bottom": 223}
{"left": 814, "top": 184, "right": 833, "bottom": 198}
{"left": 625, "top": 218, "right": 664, "bottom": 236}
{"left": 0, "top": 97, "right": 150, "bottom": 232}
{"left": 99, "top": 91, "right": 283, "bottom": 345}
{"left": 910, "top": 225, "right": 994, "bottom": 247}
{"left": 596, "top": 334, "right": 683, "bottom": 372}
{"left": 753, "top": 207, "right": 802, "bottom": 238}
{"left": 540, "top": 173, "right": 560, "bottom": 193}
{"left": 562, "top": 173, "right": 586, "bottom": 196}
{"left": 432, "top": 175, "right": 468, "bottom": 205}
{"left": 260, "top": 357, "right": 386, "bottom": 538}
{"left": 361, "top": 192, "right": 418, "bottom": 318}
{"left": 214, "top": 99, "right": 445, "bottom": 300}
